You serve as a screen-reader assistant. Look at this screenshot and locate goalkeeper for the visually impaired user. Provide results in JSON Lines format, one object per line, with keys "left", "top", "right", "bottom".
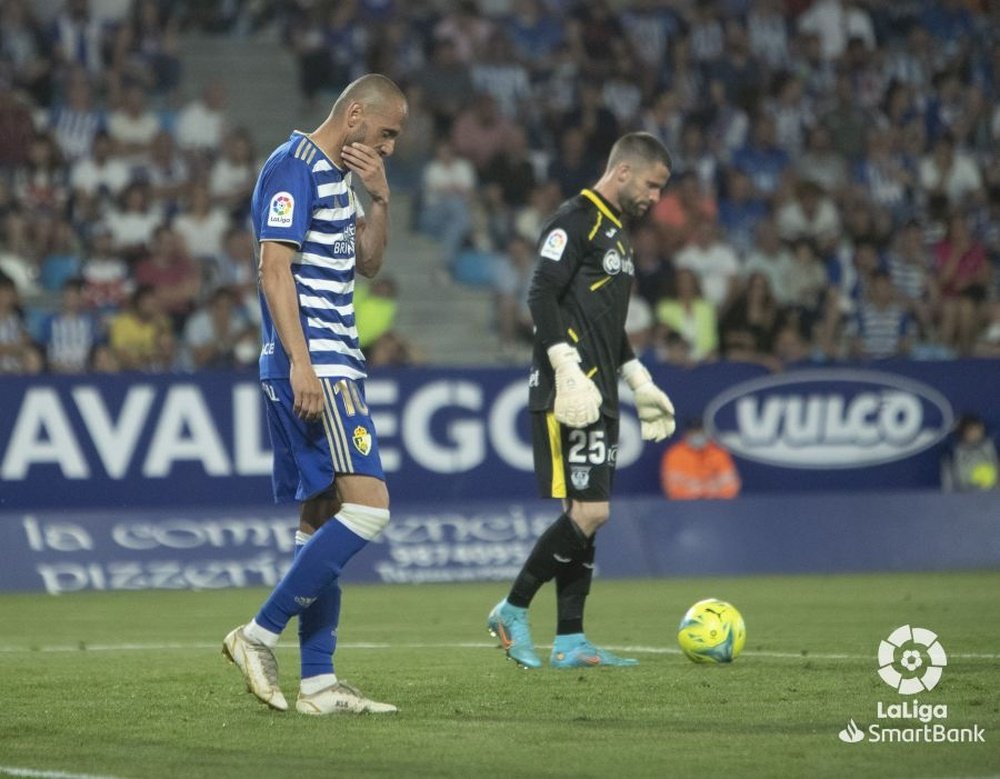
{"left": 488, "top": 132, "right": 676, "bottom": 669}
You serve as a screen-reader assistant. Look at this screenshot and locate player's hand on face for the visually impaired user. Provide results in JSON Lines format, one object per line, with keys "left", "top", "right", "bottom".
{"left": 341, "top": 142, "right": 389, "bottom": 203}
{"left": 290, "top": 362, "right": 324, "bottom": 421}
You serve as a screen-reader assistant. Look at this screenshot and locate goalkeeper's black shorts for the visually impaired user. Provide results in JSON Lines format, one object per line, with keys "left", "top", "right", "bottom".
{"left": 531, "top": 411, "right": 619, "bottom": 501}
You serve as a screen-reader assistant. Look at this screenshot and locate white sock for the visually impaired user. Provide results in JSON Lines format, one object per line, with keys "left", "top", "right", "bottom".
{"left": 243, "top": 619, "right": 280, "bottom": 648}
{"left": 300, "top": 673, "right": 337, "bottom": 695}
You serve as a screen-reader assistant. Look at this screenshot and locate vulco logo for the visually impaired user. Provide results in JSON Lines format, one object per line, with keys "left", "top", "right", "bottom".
{"left": 878, "top": 624, "right": 947, "bottom": 694}
{"left": 704, "top": 370, "right": 953, "bottom": 469}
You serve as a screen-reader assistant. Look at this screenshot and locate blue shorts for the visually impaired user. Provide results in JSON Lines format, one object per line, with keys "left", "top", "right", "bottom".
{"left": 262, "top": 377, "right": 385, "bottom": 503}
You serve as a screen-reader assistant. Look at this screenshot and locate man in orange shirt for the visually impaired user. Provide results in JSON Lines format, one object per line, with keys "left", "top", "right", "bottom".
{"left": 661, "top": 416, "right": 741, "bottom": 500}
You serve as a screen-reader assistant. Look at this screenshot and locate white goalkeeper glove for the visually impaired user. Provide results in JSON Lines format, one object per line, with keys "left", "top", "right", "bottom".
{"left": 548, "top": 342, "right": 602, "bottom": 428}
{"left": 620, "top": 359, "right": 676, "bottom": 442}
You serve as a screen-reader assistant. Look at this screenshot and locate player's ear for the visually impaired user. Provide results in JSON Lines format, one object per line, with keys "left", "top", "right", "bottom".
{"left": 346, "top": 101, "right": 364, "bottom": 127}
{"left": 616, "top": 162, "right": 631, "bottom": 183}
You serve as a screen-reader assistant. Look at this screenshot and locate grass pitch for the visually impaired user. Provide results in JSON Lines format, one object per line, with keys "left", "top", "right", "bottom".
{"left": 1, "top": 572, "right": 998, "bottom": 778}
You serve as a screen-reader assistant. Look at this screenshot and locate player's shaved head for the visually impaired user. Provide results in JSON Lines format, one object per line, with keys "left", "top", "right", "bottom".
{"left": 333, "top": 73, "right": 406, "bottom": 116}
{"left": 605, "top": 132, "right": 672, "bottom": 174}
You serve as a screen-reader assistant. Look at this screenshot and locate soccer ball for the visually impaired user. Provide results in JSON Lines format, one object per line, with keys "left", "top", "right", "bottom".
{"left": 677, "top": 598, "right": 746, "bottom": 664}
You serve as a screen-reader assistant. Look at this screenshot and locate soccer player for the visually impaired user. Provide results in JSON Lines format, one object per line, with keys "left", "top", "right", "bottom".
{"left": 488, "top": 133, "right": 677, "bottom": 669}
{"left": 222, "top": 74, "right": 407, "bottom": 714}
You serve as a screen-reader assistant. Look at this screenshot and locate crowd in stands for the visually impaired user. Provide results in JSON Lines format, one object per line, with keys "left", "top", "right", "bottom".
{"left": 0, "top": 0, "right": 414, "bottom": 375}
{"left": 354, "top": 0, "right": 995, "bottom": 367}
{"left": 0, "top": 0, "right": 998, "bottom": 376}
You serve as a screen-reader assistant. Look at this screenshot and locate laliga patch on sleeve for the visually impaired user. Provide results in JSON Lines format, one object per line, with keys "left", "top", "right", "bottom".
{"left": 539, "top": 228, "right": 568, "bottom": 261}
{"left": 267, "top": 192, "right": 295, "bottom": 228}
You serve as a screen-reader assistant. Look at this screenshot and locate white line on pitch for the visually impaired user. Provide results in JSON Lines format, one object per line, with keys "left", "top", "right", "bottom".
{"left": 0, "top": 766, "right": 125, "bottom": 779}
{"left": 0, "top": 641, "right": 997, "bottom": 661}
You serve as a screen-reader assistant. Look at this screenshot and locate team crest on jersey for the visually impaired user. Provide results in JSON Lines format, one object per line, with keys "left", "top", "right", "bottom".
{"left": 570, "top": 466, "right": 591, "bottom": 490}
{"left": 602, "top": 248, "right": 622, "bottom": 275}
{"left": 540, "top": 228, "right": 568, "bottom": 261}
{"left": 352, "top": 425, "right": 372, "bottom": 456}
{"left": 267, "top": 191, "right": 294, "bottom": 227}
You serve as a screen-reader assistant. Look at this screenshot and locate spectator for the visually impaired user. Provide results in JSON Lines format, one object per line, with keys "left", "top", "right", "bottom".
{"left": 744, "top": 218, "right": 793, "bottom": 303}
{"left": 919, "top": 133, "right": 985, "bottom": 209}
{"left": 798, "top": 0, "right": 875, "bottom": 61}
{"left": 0, "top": 84, "right": 37, "bottom": 171}
{"left": 546, "top": 127, "right": 599, "bottom": 201}
{"left": 451, "top": 92, "right": 516, "bottom": 172}
{"left": 776, "top": 179, "right": 841, "bottom": 253}
{"left": 718, "top": 167, "right": 767, "bottom": 260}
{"left": 626, "top": 279, "right": 655, "bottom": 354}
{"left": 41, "top": 277, "right": 101, "bottom": 373}
{"left": 12, "top": 132, "right": 70, "bottom": 218}
{"left": 640, "top": 90, "right": 685, "bottom": 159}
{"left": 417, "top": 138, "right": 476, "bottom": 270}
{"left": 181, "top": 285, "right": 255, "bottom": 370}
{"left": 655, "top": 268, "right": 718, "bottom": 362}
{"left": 632, "top": 222, "right": 674, "bottom": 306}
{"left": 819, "top": 71, "right": 874, "bottom": 162}
{"left": 796, "top": 125, "right": 847, "bottom": 195}
{"left": 973, "top": 301, "right": 1000, "bottom": 358}
{"left": 558, "top": 80, "right": 620, "bottom": 166}
{"left": 660, "top": 416, "right": 741, "bottom": 500}
{"left": 934, "top": 212, "right": 989, "bottom": 355}
{"left": 80, "top": 224, "right": 131, "bottom": 315}
{"left": 941, "top": 414, "right": 999, "bottom": 492}
{"left": 39, "top": 218, "right": 83, "bottom": 292}
{"left": 855, "top": 126, "right": 915, "bottom": 222}
{"left": 434, "top": 0, "right": 494, "bottom": 65}
{"left": 174, "top": 80, "right": 228, "bottom": 157}
{"left": 355, "top": 276, "right": 400, "bottom": 351}
{"left": 70, "top": 130, "right": 132, "bottom": 207}
{"left": 886, "top": 220, "right": 937, "bottom": 339}
{"left": 651, "top": 170, "right": 717, "bottom": 253}
{"left": 48, "top": 67, "right": 103, "bottom": 162}
{"left": 747, "top": 0, "right": 790, "bottom": 72}
{"left": 704, "top": 79, "right": 749, "bottom": 164}
{"left": 211, "top": 225, "right": 256, "bottom": 313}
{"left": 104, "top": 180, "right": 162, "bottom": 258}
{"left": 0, "top": 209, "right": 40, "bottom": 297}
{"left": 209, "top": 127, "right": 257, "bottom": 213}
{"left": 143, "top": 130, "right": 188, "bottom": 207}
{"left": 847, "top": 269, "right": 914, "bottom": 360}
{"left": 414, "top": 38, "right": 475, "bottom": 134}
{"left": 133, "top": 225, "right": 201, "bottom": 329}
{"left": 674, "top": 218, "right": 741, "bottom": 312}
{"left": 719, "top": 271, "right": 783, "bottom": 368}
{"left": 51, "top": 0, "right": 107, "bottom": 80}
{"left": 733, "top": 113, "right": 791, "bottom": 199}
{"left": 173, "top": 182, "right": 230, "bottom": 265}
{"left": 112, "top": 0, "right": 181, "bottom": 96}
{"left": 471, "top": 31, "right": 531, "bottom": 120}
{"left": 481, "top": 126, "right": 536, "bottom": 208}
{"left": 108, "top": 284, "right": 174, "bottom": 370}
{"left": 107, "top": 82, "right": 161, "bottom": 161}
{"left": 0, "top": 272, "right": 34, "bottom": 373}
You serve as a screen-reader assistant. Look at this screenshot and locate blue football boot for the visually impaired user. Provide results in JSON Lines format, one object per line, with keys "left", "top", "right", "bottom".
{"left": 487, "top": 600, "right": 543, "bottom": 669}
{"left": 550, "top": 634, "right": 639, "bottom": 669}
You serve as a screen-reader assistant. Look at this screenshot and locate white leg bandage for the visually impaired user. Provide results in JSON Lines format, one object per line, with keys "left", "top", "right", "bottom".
{"left": 335, "top": 503, "right": 390, "bottom": 541}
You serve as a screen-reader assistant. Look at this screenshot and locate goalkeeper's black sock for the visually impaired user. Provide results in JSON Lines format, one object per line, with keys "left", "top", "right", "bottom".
{"left": 556, "top": 535, "right": 595, "bottom": 635}
{"left": 507, "top": 513, "right": 589, "bottom": 608}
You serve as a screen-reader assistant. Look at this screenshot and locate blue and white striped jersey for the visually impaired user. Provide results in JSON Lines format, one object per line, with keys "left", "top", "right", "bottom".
{"left": 251, "top": 131, "right": 367, "bottom": 381}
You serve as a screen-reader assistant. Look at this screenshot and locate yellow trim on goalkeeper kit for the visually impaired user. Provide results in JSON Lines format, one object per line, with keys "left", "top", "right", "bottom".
{"left": 580, "top": 189, "right": 623, "bottom": 229}
{"left": 567, "top": 327, "right": 579, "bottom": 342}
{"left": 546, "top": 412, "right": 567, "bottom": 498}
{"left": 590, "top": 276, "right": 613, "bottom": 291}
{"left": 588, "top": 212, "right": 603, "bottom": 240}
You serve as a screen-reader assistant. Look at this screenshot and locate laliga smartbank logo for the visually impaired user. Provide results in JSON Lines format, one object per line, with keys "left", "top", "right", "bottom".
{"left": 837, "top": 625, "right": 986, "bottom": 745}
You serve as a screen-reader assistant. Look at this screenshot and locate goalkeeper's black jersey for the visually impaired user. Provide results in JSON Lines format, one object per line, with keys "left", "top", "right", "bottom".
{"left": 527, "top": 188, "right": 637, "bottom": 419}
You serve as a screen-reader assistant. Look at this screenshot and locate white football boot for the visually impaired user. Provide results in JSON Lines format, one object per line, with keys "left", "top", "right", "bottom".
{"left": 296, "top": 681, "right": 398, "bottom": 715}
{"left": 222, "top": 625, "right": 288, "bottom": 711}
